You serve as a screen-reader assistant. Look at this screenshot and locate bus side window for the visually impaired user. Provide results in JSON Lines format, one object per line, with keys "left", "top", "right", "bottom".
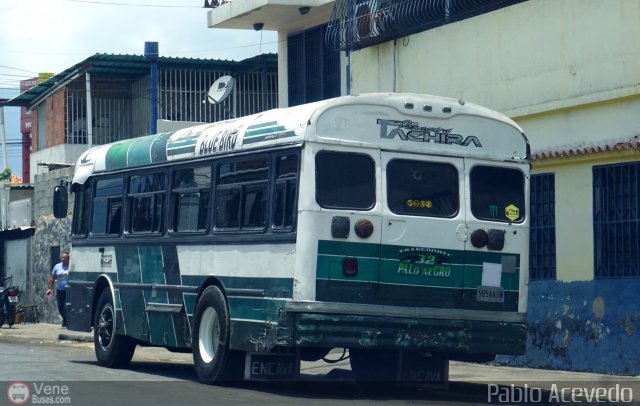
{"left": 215, "top": 156, "right": 269, "bottom": 231}
{"left": 73, "top": 183, "right": 92, "bottom": 237}
{"left": 274, "top": 154, "right": 299, "bottom": 230}
{"left": 91, "top": 178, "right": 124, "bottom": 236}
{"left": 128, "top": 172, "right": 166, "bottom": 234}
{"left": 172, "top": 166, "right": 211, "bottom": 232}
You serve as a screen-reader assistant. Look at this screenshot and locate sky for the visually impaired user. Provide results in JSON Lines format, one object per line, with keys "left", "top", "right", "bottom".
{"left": 0, "top": 0, "right": 278, "bottom": 179}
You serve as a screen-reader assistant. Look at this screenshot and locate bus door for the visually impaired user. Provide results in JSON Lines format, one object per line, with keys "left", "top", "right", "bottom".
{"left": 462, "top": 160, "right": 527, "bottom": 312}
{"left": 380, "top": 152, "right": 466, "bottom": 309}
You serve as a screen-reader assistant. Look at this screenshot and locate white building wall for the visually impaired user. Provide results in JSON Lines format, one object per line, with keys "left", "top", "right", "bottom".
{"left": 5, "top": 239, "right": 28, "bottom": 293}
{"left": 348, "top": 0, "right": 640, "bottom": 283}
{"left": 350, "top": 0, "right": 640, "bottom": 147}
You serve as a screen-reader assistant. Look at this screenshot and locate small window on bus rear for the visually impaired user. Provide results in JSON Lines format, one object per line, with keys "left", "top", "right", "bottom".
{"left": 315, "top": 151, "right": 375, "bottom": 210}
{"left": 387, "top": 159, "right": 459, "bottom": 218}
{"left": 470, "top": 166, "right": 525, "bottom": 223}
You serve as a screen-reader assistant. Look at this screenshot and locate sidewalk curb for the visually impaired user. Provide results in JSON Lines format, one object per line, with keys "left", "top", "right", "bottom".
{"left": 58, "top": 333, "right": 93, "bottom": 343}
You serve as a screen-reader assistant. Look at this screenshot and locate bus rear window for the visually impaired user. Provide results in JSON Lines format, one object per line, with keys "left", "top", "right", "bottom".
{"left": 387, "top": 159, "right": 459, "bottom": 218}
{"left": 316, "top": 151, "right": 375, "bottom": 210}
{"left": 470, "top": 166, "right": 525, "bottom": 223}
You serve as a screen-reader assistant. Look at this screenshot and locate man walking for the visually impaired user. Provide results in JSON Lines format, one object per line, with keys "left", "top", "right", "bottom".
{"left": 46, "top": 252, "right": 70, "bottom": 327}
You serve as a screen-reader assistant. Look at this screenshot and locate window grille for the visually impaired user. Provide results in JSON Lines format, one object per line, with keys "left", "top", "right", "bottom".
{"left": 529, "top": 173, "right": 556, "bottom": 280}
{"left": 593, "top": 162, "right": 640, "bottom": 278}
{"left": 326, "top": 0, "right": 528, "bottom": 51}
{"left": 288, "top": 24, "right": 340, "bottom": 107}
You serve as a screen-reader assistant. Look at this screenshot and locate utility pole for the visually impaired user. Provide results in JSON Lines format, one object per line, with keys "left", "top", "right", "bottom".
{"left": 0, "top": 99, "right": 8, "bottom": 172}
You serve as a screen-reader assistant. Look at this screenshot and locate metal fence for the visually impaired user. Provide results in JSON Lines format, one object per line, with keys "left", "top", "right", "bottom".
{"left": 530, "top": 173, "right": 556, "bottom": 280}
{"left": 64, "top": 66, "right": 277, "bottom": 145}
{"left": 593, "top": 162, "right": 640, "bottom": 278}
{"left": 326, "top": 0, "right": 529, "bottom": 51}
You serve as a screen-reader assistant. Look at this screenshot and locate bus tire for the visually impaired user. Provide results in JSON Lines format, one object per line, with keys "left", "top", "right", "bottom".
{"left": 94, "top": 289, "right": 136, "bottom": 368}
{"left": 349, "top": 348, "right": 400, "bottom": 382}
{"left": 192, "top": 285, "right": 244, "bottom": 383}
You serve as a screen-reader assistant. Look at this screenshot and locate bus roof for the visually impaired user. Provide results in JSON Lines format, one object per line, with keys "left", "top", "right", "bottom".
{"left": 72, "top": 93, "right": 528, "bottom": 184}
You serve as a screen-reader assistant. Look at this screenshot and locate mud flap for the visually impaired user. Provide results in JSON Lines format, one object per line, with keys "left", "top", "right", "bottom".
{"left": 244, "top": 352, "right": 300, "bottom": 381}
{"left": 399, "top": 352, "right": 449, "bottom": 385}
{"left": 66, "top": 284, "right": 92, "bottom": 332}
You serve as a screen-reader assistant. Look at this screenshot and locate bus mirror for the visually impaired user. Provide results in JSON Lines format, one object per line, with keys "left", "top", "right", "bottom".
{"left": 53, "top": 185, "right": 69, "bottom": 218}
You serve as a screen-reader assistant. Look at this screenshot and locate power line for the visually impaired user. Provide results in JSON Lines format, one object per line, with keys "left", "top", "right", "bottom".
{"left": 0, "top": 64, "right": 38, "bottom": 74}
{"left": 64, "top": 0, "right": 201, "bottom": 8}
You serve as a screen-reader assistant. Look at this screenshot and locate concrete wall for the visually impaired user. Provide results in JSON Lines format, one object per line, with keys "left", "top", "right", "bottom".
{"left": 30, "top": 168, "right": 74, "bottom": 323}
{"left": 350, "top": 0, "right": 640, "bottom": 126}
{"left": 499, "top": 279, "right": 640, "bottom": 375}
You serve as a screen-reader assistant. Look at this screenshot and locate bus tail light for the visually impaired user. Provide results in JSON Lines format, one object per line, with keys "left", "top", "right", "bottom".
{"left": 470, "top": 229, "right": 489, "bottom": 248}
{"left": 343, "top": 257, "right": 358, "bottom": 277}
{"left": 354, "top": 219, "right": 374, "bottom": 238}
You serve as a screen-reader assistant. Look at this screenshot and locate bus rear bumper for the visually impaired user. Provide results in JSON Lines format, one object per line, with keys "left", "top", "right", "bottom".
{"left": 285, "top": 301, "right": 527, "bottom": 356}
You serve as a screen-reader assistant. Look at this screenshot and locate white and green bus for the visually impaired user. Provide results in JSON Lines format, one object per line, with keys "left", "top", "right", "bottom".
{"left": 55, "top": 92, "right": 530, "bottom": 383}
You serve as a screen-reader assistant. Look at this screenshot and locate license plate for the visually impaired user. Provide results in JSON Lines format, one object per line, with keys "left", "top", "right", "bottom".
{"left": 8, "top": 296, "right": 18, "bottom": 303}
{"left": 476, "top": 286, "right": 504, "bottom": 303}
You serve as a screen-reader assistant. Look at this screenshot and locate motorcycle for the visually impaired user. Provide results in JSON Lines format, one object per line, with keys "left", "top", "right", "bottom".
{"left": 0, "top": 276, "right": 20, "bottom": 328}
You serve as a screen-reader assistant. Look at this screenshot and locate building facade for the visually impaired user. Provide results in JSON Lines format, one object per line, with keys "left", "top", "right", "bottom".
{"left": 7, "top": 51, "right": 278, "bottom": 323}
{"left": 207, "top": 0, "right": 640, "bottom": 374}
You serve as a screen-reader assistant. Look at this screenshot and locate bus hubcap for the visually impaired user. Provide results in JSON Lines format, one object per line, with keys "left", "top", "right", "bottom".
{"left": 198, "top": 307, "right": 220, "bottom": 364}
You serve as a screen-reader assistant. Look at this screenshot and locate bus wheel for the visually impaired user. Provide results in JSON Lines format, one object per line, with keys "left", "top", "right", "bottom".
{"left": 192, "top": 285, "right": 244, "bottom": 383}
{"left": 349, "top": 348, "right": 400, "bottom": 382}
{"left": 94, "top": 290, "right": 136, "bottom": 368}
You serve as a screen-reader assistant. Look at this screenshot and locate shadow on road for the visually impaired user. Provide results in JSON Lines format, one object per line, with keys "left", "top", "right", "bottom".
{"left": 70, "top": 359, "right": 492, "bottom": 403}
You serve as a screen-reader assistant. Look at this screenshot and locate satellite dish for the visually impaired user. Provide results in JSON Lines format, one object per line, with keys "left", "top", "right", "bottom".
{"left": 207, "top": 75, "right": 234, "bottom": 104}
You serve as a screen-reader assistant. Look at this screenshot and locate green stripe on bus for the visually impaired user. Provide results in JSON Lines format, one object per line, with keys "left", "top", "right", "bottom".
{"left": 245, "top": 123, "right": 285, "bottom": 137}
{"left": 181, "top": 275, "right": 294, "bottom": 298}
{"left": 139, "top": 246, "right": 176, "bottom": 347}
{"left": 115, "top": 245, "right": 146, "bottom": 340}
{"left": 242, "top": 130, "right": 296, "bottom": 145}
{"left": 105, "top": 140, "right": 132, "bottom": 170}
{"left": 227, "top": 297, "right": 286, "bottom": 321}
{"left": 316, "top": 255, "right": 379, "bottom": 281}
{"left": 150, "top": 133, "right": 171, "bottom": 163}
{"left": 379, "top": 260, "right": 464, "bottom": 288}
{"left": 318, "top": 240, "right": 381, "bottom": 258}
{"left": 127, "top": 135, "right": 155, "bottom": 167}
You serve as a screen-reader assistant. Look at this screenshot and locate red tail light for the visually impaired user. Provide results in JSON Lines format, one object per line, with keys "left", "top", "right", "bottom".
{"left": 343, "top": 257, "right": 358, "bottom": 277}
{"left": 7, "top": 289, "right": 18, "bottom": 297}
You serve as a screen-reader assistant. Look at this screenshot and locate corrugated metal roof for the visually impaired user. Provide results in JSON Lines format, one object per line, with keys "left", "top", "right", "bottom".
{"left": 6, "top": 53, "right": 277, "bottom": 108}
{"left": 532, "top": 136, "right": 640, "bottom": 160}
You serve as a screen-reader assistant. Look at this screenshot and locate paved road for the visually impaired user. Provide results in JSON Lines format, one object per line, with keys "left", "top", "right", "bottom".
{"left": 2, "top": 323, "right": 640, "bottom": 405}
{"left": 0, "top": 341, "right": 499, "bottom": 406}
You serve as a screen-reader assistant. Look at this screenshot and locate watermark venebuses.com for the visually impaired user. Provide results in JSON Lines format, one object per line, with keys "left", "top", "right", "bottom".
{"left": 7, "top": 382, "right": 71, "bottom": 405}
{"left": 487, "top": 383, "right": 635, "bottom": 403}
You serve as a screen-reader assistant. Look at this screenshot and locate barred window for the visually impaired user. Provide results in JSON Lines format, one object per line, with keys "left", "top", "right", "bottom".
{"left": 529, "top": 173, "right": 556, "bottom": 280}
{"left": 288, "top": 24, "right": 340, "bottom": 107}
{"left": 593, "top": 163, "right": 640, "bottom": 278}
